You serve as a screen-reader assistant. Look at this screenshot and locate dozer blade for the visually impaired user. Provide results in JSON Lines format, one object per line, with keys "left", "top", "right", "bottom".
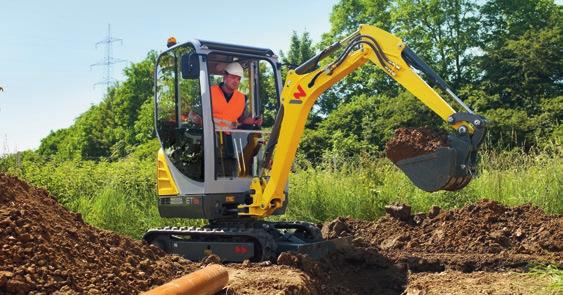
{"left": 395, "top": 133, "right": 477, "bottom": 192}
{"left": 278, "top": 237, "right": 352, "bottom": 260}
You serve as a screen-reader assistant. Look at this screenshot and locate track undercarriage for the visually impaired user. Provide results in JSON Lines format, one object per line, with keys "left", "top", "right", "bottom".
{"left": 143, "top": 220, "right": 350, "bottom": 262}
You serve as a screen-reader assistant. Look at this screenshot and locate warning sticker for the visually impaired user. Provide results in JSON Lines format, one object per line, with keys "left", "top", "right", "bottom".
{"left": 186, "top": 197, "right": 201, "bottom": 206}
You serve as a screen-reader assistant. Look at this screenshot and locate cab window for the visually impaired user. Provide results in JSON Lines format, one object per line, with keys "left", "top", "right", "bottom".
{"left": 155, "top": 44, "right": 205, "bottom": 182}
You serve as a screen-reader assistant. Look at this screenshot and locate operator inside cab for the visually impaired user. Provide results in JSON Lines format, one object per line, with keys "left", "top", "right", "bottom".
{"left": 206, "top": 62, "right": 263, "bottom": 178}
{"left": 187, "top": 62, "right": 262, "bottom": 128}
{"left": 211, "top": 62, "right": 263, "bottom": 130}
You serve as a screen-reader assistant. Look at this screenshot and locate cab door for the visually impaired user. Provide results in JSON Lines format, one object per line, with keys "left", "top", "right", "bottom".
{"left": 155, "top": 43, "right": 206, "bottom": 194}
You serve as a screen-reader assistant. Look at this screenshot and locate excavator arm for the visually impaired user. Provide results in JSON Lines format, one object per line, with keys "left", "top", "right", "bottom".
{"left": 239, "top": 25, "right": 486, "bottom": 218}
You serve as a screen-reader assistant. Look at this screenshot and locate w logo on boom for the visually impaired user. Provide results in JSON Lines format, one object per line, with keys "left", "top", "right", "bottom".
{"left": 290, "top": 85, "right": 306, "bottom": 104}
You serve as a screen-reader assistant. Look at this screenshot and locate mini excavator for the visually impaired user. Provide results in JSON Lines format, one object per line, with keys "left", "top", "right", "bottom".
{"left": 143, "top": 25, "right": 486, "bottom": 262}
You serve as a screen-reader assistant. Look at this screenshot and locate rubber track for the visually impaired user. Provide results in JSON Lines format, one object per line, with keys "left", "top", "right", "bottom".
{"left": 144, "top": 220, "right": 323, "bottom": 260}
{"left": 207, "top": 220, "right": 323, "bottom": 242}
{"left": 144, "top": 225, "right": 276, "bottom": 261}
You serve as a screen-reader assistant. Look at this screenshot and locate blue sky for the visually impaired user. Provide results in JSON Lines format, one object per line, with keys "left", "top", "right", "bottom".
{"left": 0, "top": 0, "right": 338, "bottom": 153}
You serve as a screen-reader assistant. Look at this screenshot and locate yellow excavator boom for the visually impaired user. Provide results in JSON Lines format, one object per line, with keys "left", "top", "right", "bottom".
{"left": 239, "top": 24, "right": 485, "bottom": 217}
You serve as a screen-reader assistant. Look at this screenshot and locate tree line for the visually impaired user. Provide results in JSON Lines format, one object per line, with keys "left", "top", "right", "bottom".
{"left": 14, "top": 0, "right": 562, "bottom": 165}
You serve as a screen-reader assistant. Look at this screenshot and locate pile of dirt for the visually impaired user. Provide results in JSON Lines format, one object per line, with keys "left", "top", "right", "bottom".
{"left": 325, "top": 200, "right": 562, "bottom": 272}
{"left": 276, "top": 248, "right": 407, "bottom": 294}
{"left": 0, "top": 173, "right": 408, "bottom": 295}
{"left": 0, "top": 173, "right": 199, "bottom": 294}
{"left": 385, "top": 127, "right": 448, "bottom": 163}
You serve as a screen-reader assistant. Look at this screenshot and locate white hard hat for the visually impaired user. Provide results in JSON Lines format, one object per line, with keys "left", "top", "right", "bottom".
{"left": 225, "top": 62, "right": 244, "bottom": 77}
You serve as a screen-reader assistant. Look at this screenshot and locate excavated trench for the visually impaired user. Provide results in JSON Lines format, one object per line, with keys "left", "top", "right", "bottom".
{"left": 0, "top": 128, "right": 560, "bottom": 294}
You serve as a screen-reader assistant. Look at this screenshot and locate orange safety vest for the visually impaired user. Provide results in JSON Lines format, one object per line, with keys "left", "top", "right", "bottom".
{"left": 211, "top": 85, "right": 245, "bottom": 128}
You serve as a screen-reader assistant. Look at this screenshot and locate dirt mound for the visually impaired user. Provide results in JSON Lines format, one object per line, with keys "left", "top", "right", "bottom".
{"left": 385, "top": 127, "right": 448, "bottom": 163}
{"left": 276, "top": 248, "right": 406, "bottom": 294}
{"left": 327, "top": 200, "right": 562, "bottom": 272}
{"left": 0, "top": 173, "right": 407, "bottom": 295}
{"left": 405, "top": 271, "right": 554, "bottom": 295}
{"left": 225, "top": 265, "right": 314, "bottom": 295}
{"left": 0, "top": 173, "right": 199, "bottom": 294}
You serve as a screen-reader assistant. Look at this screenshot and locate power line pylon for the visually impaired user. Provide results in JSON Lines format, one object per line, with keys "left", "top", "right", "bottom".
{"left": 91, "top": 24, "right": 127, "bottom": 91}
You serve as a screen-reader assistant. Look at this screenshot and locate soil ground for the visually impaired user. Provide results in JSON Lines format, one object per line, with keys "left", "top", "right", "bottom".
{"left": 405, "top": 271, "right": 555, "bottom": 295}
{"left": 1, "top": 173, "right": 561, "bottom": 294}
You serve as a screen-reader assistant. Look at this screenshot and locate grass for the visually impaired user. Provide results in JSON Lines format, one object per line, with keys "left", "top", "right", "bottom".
{"left": 471, "top": 150, "right": 562, "bottom": 212}
{"left": 1, "top": 149, "right": 560, "bottom": 238}
{"left": 284, "top": 149, "right": 562, "bottom": 223}
{"left": 529, "top": 265, "right": 563, "bottom": 294}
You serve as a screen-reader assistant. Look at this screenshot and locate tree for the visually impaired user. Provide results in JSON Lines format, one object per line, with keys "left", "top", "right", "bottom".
{"left": 479, "top": 26, "right": 562, "bottom": 111}
{"left": 470, "top": 0, "right": 562, "bottom": 149}
{"left": 108, "top": 52, "right": 157, "bottom": 148}
{"left": 279, "top": 31, "right": 320, "bottom": 125}
{"left": 299, "top": 91, "right": 443, "bottom": 163}
{"left": 317, "top": 0, "right": 482, "bottom": 117}
{"left": 37, "top": 128, "right": 76, "bottom": 159}
{"left": 36, "top": 52, "right": 157, "bottom": 161}
{"left": 279, "top": 31, "right": 316, "bottom": 72}
{"left": 479, "top": 0, "right": 561, "bottom": 49}
{"left": 391, "top": 0, "right": 481, "bottom": 89}
{"left": 316, "top": 0, "right": 397, "bottom": 117}
{"left": 324, "top": 0, "right": 393, "bottom": 40}
{"left": 477, "top": 0, "right": 562, "bottom": 109}
{"left": 133, "top": 99, "right": 155, "bottom": 144}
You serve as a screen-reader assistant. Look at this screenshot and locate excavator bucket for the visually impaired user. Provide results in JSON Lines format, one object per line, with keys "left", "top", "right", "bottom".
{"left": 396, "top": 147, "right": 471, "bottom": 192}
{"left": 395, "top": 131, "right": 481, "bottom": 192}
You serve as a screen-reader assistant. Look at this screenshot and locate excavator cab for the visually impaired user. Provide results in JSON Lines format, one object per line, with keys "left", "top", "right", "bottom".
{"left": 153, "top": 40, "right": 285, "bottom": 220}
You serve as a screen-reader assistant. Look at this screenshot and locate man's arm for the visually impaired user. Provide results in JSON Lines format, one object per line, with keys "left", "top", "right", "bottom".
{"left": 238, "top": 96, "right": 262, "bottom": 126}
